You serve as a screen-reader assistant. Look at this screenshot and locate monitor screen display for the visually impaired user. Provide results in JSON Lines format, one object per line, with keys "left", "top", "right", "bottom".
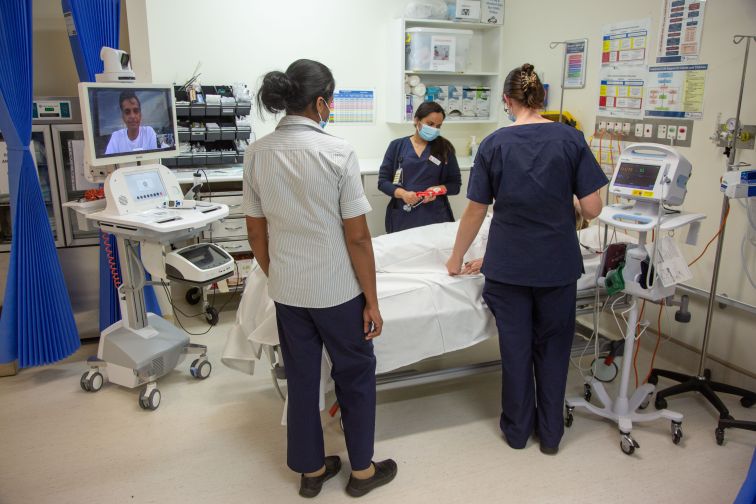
{"left": 614, "top": 162, "right": 661, "bottom": 191}
{"left": 84, "top": 86, "right": 177, "bottom": 161}
{"left": 124, "top": 170, "right": 167, "bottom": 202}
{"left": 178, "top": 245, "right": 229, "bottom": 270}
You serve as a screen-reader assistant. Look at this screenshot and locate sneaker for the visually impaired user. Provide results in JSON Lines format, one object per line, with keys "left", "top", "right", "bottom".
{"left": 299, "top": 456, "right": 342, "bottom": 498}
{"left": 345, "top": 459, "right": 398, "bottom": 498}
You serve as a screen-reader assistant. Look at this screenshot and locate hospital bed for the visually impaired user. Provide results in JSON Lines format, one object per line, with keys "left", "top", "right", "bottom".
{"left": 222, "top": 218, "right": 627, "bottom": 406}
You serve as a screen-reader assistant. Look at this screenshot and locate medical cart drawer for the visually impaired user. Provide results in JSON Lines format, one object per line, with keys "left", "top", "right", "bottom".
{"left": 204, "top": 194, "right": 243, "bottom": 216}
{"left": 204, "top": 217, "right": 247, "bottom": 239}
{"left": 236, "top": 101, "right": 252, "bottom": 116}
{"left": 213, "top": 239, "right": 251, "bottom": 254}
{"left": 190, "top": 126, "right": 206, "bottom": 142}
{"left": 205, "top": 123, "right": 221, "bottom": 142}
{"left": 221, "top": 151, "right": 236, "bottom": 164}
{"left": 192, "top": 153, "right": 208, "bottom": 166}
{"left": 220, "top": 127, "right": 236, "bottom": 141}
{"left": 177, "top": 154, "right": 193, "bottom": 167}
{"left": 190, "top": 103, "right": 206, "bottom": 117}
{"left": 177, "top": 126, "right": 190, "bottom": 142}
{"left": 205, "top": 152, "right": 221, "bottom": 165}
{"left": 236, "top": 125, "right": 252, "bottom": 140}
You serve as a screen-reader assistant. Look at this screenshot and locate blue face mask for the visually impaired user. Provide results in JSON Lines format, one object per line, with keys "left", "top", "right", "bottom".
{"left": 418, "top": 123, "right": 440, "bottom": 142}
{"left": 507, "top": 111, "right": 517, "bottom": 122}
{"left": 318, "top": 97, "right": 331, "bottom": 129}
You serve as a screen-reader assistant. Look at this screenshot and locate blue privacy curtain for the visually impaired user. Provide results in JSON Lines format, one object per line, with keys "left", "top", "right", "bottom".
{"left": 0, "top": 0, "right": 80, "bottom": 367}
{"left": 62, "top": 0, "right": 161, "bottom": 331}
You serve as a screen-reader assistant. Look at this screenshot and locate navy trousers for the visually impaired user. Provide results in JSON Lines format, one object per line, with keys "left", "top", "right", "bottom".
{"left": 274, "top": 294, "right": 376, "bottom": 473}
{"left": 482, "top": 279, "right": 577, "bottom": 449}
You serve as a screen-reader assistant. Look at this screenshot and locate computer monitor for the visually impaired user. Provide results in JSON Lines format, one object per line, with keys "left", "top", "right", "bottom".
{"left": 78, "top": 82, "right": 179, "bottom": 166}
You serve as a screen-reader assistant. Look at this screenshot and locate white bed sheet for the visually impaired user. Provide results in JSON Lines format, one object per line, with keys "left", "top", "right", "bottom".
{"left": 221, "top": 219, "right": 610, "bottom": 376}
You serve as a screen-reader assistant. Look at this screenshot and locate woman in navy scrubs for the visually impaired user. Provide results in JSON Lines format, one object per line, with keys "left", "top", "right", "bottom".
{"left": 446, "top": 63, "right": 608, "bottom": 455}
{"left": 378, "top": 101, "right": 461, "bottom": 233}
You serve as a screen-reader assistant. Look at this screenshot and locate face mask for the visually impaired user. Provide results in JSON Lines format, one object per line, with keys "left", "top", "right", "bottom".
{"left": 318, "top": 97, "right": 331, "bottom": 129}
{"left": 418, "top": 123, "right": 440, "bottom": 142}
{"left": 507, "top": 111, "right": 517, "bottom": 122}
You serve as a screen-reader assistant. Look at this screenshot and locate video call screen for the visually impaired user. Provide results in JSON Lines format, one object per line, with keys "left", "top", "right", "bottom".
{"left": 87, "top": 87, "right": 176, "bottom": 159}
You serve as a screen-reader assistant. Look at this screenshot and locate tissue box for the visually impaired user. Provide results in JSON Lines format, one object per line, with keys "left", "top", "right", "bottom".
{"left": 482, "top": 0, "right": 504, "bottom": 24}
{"left": 475, "top": 87, "right": 491, "bottom": 118}
{"left": 446, "top": 85, "right": 464, "bottom": 117}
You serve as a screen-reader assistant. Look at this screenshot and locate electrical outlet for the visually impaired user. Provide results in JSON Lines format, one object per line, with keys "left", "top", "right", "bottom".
{"left": 598, "top": 121, "right": 607, "bottom": 132}
{"left": 644, "top": 124, "right": 653, "bottom": 137}
{"left": 658, "top": 125, "right": 667, "bottom": 139}
{"left": 634, "top": 123, "right": 644, "bottom": 137}
{"left": 613, "top": 122, "right": 622, "bottom": 133}
{"left": 667, "top": 125, "right": 678, "bottom": 140}
{"left": 622, "top": 123, "right": 631, "bottom": 135}
{"left": 677, "top": 125, "right": 688, "bottom": 141}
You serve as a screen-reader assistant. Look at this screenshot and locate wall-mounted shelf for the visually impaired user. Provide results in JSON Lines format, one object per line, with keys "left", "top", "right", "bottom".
{"left": 389, "top": 18, "right": 504, "bottom": 124}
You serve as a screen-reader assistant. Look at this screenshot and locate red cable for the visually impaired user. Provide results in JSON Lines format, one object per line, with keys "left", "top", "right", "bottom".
{"left": 102, "top": 231, "right": 122, "bottom": 289}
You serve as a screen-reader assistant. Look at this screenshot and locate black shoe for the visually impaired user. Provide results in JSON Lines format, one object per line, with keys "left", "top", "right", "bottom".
{"left": 345, "top": 459, "right": 398, "bottom": 498}
{"left": 299, "top": 456, "right": 342, "bottom": 498}
{"left": 540, "top": 444, "right": 559, "bottom": 455}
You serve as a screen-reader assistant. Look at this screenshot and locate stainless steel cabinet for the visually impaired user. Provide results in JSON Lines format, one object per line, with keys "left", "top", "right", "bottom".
{"left": 51, "top": 124, "right": 101, "bottom": 246}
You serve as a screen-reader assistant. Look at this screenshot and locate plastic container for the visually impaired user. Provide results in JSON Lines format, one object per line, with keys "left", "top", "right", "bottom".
{"left": 405, "top": 27, "right": 473, "bottom": 72}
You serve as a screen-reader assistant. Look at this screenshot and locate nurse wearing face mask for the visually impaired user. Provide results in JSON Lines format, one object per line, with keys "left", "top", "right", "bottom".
{"left": 377, "top": 101, "right": 461, "bottom": 233}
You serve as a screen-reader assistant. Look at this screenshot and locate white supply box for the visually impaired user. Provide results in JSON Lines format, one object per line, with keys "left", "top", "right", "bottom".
{"left": 405, "top": 28, "right": 473, "bottom": 73}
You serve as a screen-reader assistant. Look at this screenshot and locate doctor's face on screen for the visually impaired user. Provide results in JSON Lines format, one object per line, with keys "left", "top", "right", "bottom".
{"left": 119, "top": 95, "right": 142, "bottom": 133}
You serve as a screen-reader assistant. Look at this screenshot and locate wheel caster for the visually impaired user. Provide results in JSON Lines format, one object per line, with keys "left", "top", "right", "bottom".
{"left": 655, "top": 396, "right": 668, "bottom": 410}
{"left": 80, "top": 371, "right": 103, "bottom": 392}
{"left": 564, "top": 405, "right": 574, "bottom": 428}
{"left": 671, "top": 421, "right": 683, "bottom": 445}
{"left": 620, "top": 433, "right": 639, "bottom": 455}
{"left": 583, "top": 384, "right": 592, "bottom": 403}
{"left": 190, "top": 359, "right": 212, "bottom": 379}
{"left": 647, "top": 373, "right": 658, "bottom": 386}
{"left": 715, "top": 427, "right": 725, "bottom": 446}
{"left": 741, "top": 396, "right": 755, "bottom": 408}
{"left": 639, "top": 393, "right": 653, "bottom": 410}
{"left": 185, "top": 287, "right": 202, "bottom": 305}
{"left": 139, "top": 388, "right": 161, "bottom": 411}
{"left": 80, "top": 372, "right": 91, "bottom": 392}
{"left": 205, "top": 306, "right": 219, "bottom": 326}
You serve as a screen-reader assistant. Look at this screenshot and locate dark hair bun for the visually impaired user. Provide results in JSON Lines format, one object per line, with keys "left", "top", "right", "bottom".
{"left": 503, "top": 62, "right": 545, "bottom": 110}
{"left": 258, "top": 71, "right": 298, "bottom": 114}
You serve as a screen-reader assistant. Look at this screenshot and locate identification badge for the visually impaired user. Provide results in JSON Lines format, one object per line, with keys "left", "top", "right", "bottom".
{"left": 429, "top": 155, "right": 441, "bottom": 166}
{"left": 392, "top": 168, "right": 403, "bottom": 185}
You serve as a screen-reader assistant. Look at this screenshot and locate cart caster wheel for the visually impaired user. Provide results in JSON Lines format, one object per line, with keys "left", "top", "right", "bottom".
{"left": 620, "top": 433, "right": 639, "bottom": 455}
{"left": 87, "top": 371, "right": 104, "bottom": 392}
{"left": 139, "top": 388, "right": 161, "bottom": 411}
{"left": 205, "top": 306, "right": 219, "bottom": 326}
{"left": 186, "top": 287, "right": 202, "bottom": 305}
{"left": 671, "top": 421, "right": 683, "bottom": 445}
{"left": 190, "top": 359, "right": 212, "bottom": 379}
{"left": 639, "top": 393, "right": 653, "bottom": 410}
{"left": 741, "top": 396, "right": 755, "bottom": 408}
{"left": 655, "top": 396, "right": 667, "bottom": 410}
{"left": 564, "top": 405, "right": 574, "bottom": 428}
{"left": 647, "top": 373, "right": 658, "bottom": 386}
{"left": 715, "top": 427, "right": 725, "bottom": 446}
{"left": 80, "top": 372, "right": 91, "bottom": 392}
{"left": 583, "top": 384, "right": 592, "bottom": 403}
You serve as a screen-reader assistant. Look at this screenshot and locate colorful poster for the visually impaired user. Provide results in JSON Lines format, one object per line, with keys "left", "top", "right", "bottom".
{"left": 328, "top": 90, "right": 375, "bottom": 124}
{"left": 598, "top": 70, "right": 647, "bottom": 118}
{"left": 645, "top": 64, "right": 707, "bottom": 119}
{"left": 601, "top": 19, "right": 650, "bottom": 67}
{"left": 564, "top": 39, "right": 588, "bottom": 89}
{"left": 657, "top": 0, "right": 707, "bottom": 63}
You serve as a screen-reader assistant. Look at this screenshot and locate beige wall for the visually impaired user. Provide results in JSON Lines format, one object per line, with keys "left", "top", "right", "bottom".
{"left": 33, "top": 0, "right": 131, "bottom": 96}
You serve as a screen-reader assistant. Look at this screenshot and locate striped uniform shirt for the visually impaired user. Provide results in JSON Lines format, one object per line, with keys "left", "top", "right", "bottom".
{"left": 242, "top": 115, "right": 372, "bottom": 308}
